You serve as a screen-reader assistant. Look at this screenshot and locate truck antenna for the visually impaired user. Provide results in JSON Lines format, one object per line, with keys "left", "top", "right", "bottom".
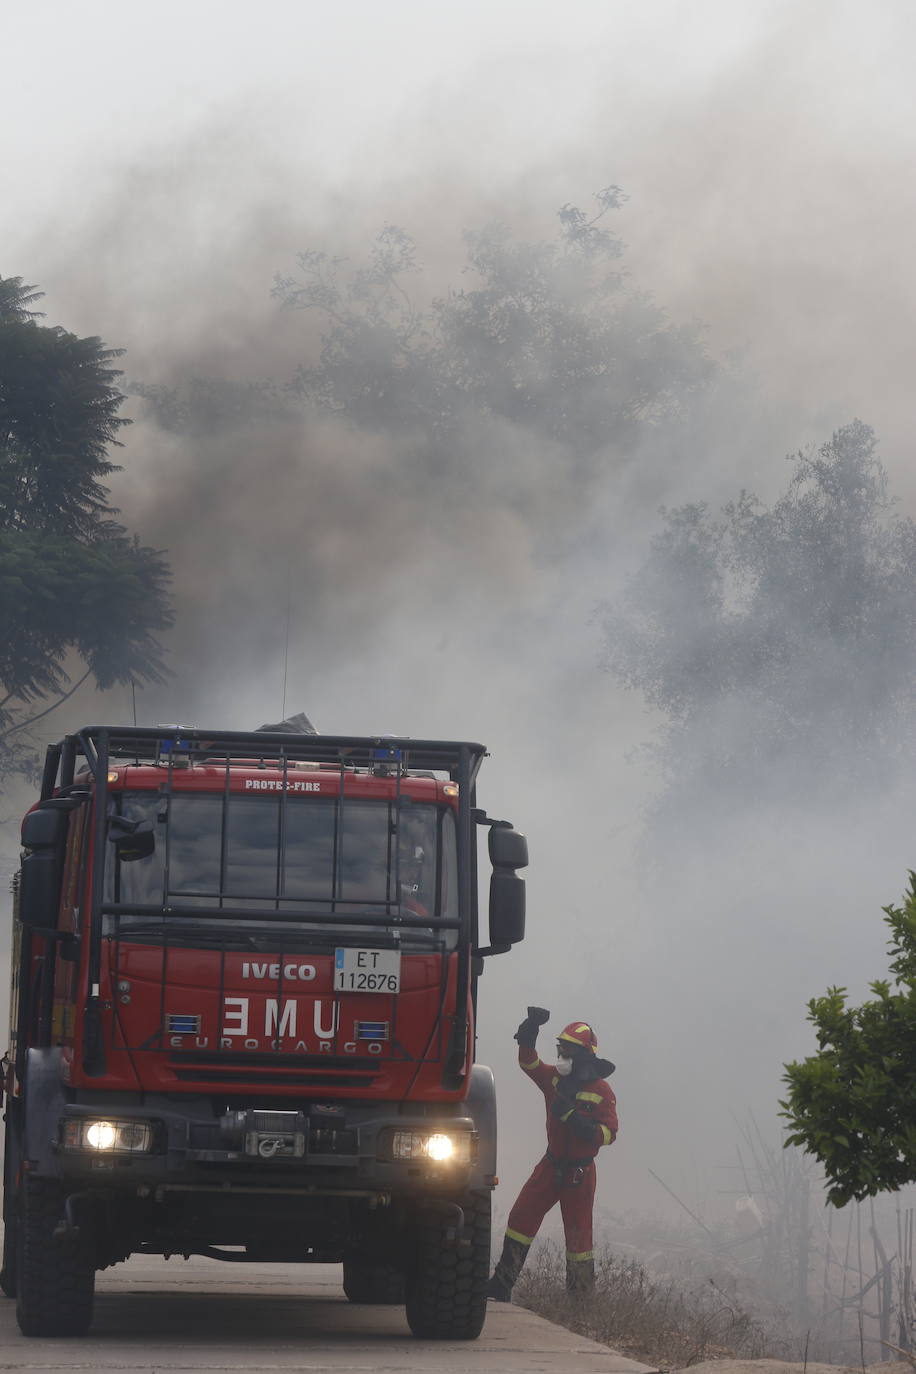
{"left": 280, "top": 582, "right": 292, "bottom": 721}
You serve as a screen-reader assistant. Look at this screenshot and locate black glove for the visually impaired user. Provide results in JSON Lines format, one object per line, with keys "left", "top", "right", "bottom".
{"left": 551, "top": 1098, "right": 600, "bottom": 1144}
{"left": 514, "top": 1006, "right": 550, "bottom": 1049}
{"left": 567, "top": 1111, "right": 601, "bottom": 1145}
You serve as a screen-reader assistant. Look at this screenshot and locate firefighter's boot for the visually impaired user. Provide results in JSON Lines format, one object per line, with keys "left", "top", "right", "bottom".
{"left": 486, "top": 1235, "right": 530, "bottom": 1302}
{"left": 566, "top": 1255, "right": 595, "bottom": 1299}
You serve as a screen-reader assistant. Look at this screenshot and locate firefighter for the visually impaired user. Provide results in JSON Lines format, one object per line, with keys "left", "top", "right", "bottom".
{"left": 487, "top": 1007, "right": 617, "bottom": 1302}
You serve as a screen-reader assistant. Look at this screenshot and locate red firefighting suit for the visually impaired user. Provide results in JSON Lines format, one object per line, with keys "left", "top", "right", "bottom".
{"left": 505, "top": 1045, "right": 618, "bottom": 1265}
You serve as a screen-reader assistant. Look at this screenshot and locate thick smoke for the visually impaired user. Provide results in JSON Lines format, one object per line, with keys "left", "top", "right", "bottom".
{"left": 6, "top": 2, "right": 916, "bottom": 1230}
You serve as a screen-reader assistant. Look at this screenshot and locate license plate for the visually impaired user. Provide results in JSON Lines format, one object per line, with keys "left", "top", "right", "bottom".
{"left": 334, "top": 947, "right": 401, "bottom": 993}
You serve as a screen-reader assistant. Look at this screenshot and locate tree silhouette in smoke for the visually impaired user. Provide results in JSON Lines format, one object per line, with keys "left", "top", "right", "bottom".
{"left": 600, "top": 420, "right": 916, "bottom": 834}
{"left": 0, "top": 277, "right": 173, "bottom": 783}
{"left": 272, "top": 189, "right": 713, "bottom": 465}
{"left": 129, "top": 189, "right": 718, "bottom": 657}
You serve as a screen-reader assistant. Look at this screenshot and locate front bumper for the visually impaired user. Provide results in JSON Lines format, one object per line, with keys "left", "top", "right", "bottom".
{"left": 51, "top": 1097, "right": 485, "bottom": 1196}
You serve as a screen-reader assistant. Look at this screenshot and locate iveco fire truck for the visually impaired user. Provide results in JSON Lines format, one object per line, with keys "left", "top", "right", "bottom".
{"left": 0, "top": 727, "right": 527, "bottom": 1339}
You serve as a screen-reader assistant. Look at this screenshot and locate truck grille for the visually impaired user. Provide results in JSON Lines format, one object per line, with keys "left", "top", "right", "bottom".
{"left": 172, "top": 1067, "right": 378, "bottom": 1088}
{"left": 169, "top": 1050, "right": 377, "bottom": 1070}
{"left": 169, "top": 1051, "right": 379, "bottom": 1089}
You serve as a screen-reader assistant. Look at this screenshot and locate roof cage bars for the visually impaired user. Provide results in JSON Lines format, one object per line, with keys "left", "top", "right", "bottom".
{"left": 60, "top": 727, "right": 487, "bottom": 787}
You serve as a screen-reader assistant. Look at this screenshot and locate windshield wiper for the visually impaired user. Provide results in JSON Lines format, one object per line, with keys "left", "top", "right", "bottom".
{"left": 110, "top": 924, "right": 263, "bottom": 950}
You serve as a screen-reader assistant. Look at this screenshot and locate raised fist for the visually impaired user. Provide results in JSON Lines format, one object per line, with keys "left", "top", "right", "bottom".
{"left": 515, "top": 1006, "right": 550, "bottom": 1049}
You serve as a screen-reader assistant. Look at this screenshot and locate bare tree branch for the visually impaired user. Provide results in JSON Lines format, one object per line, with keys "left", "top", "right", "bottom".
{"left": 0, "top": 667, "right": 93, "bottom": 741}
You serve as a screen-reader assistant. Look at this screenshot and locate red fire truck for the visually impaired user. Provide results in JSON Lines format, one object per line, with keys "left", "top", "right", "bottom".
{"left": 0, "top": 726, "right": 527, "bottom": 1339}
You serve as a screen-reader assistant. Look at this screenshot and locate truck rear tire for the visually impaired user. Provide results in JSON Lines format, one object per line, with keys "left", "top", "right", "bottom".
{"left": 0, "top": 1115, "right": 20, "bottom": 1298}
{"left": 405, "top": 1190, "right": 490, "bottom": 1340}
{"left": 342, "top": 1257, "right": 405, "bottom": 1304}
{"left": 16, "top": 1177, "right": 95, "bottom": 1337}
{"left": 0, "top": 1237, "right": 15, "bottom": 1300}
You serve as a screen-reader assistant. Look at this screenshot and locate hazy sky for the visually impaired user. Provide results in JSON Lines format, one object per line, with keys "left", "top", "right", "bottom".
{"left": 5, "top": 0, "right": 916, "bottom": 1227}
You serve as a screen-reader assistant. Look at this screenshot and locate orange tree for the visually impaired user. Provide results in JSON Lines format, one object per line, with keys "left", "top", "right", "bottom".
{"left": 782, "top": 873, "right": 916, "bottom": 1204}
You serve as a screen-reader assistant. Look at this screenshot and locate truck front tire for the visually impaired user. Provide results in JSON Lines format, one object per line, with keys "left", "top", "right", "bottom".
{"left": 405, "top": 1190, "right": 491, "bottom": 1340}
{"left": 16, "top": 1177, "right": 95, "bottom": 1337}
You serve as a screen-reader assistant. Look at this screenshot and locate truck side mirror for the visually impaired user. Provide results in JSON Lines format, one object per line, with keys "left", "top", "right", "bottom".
{"left": 488, "top": 870, "right": 526, "bottom": 947}
{"left": 21, "top": 808, "right": 68, "bottom": 849}
{"left": 480, "top": 825, "right": 527, "bottom": 954}
{"left": 488, "top": 827, "right": 528, "bottom": 870}
{"left": 18, "top": 807, "right": 70, "bottom": 928}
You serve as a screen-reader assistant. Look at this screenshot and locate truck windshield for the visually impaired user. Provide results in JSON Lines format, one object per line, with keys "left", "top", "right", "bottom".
{"left": 105, "top": 791, "right": 458, "bottom": 943}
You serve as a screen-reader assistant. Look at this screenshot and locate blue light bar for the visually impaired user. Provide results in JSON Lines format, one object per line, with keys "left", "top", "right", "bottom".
{"left": 167, "top": 1014, "right": 201, "bottom": 1035}
{"left": 355, "top": 1021, "right": 389, "bottom": 1041}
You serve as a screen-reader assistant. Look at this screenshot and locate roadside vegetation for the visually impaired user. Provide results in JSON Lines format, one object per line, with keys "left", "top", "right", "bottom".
{"left": 516, "top": 1243, "right": 778, "bottom": 1368}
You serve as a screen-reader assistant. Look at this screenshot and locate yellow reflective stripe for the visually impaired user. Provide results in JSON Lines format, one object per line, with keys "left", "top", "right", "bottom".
{"left": 576, "top": 1091, "right": 602, "bottom": 1104}
{"left": 599, "top": 1124, "right": 615, "bottom": 1145}
{"left": 558, "top": 1108, "right": 574, "bottom": 1121}
{"left": 566, "top": 1249, "right": 594, "bottom": 1261}
{"left": 574, "top": 1024, "right": 589, "bottom": 1034}
{"left": 520, "top": 1055, "right": 540, "bottom": 1069}
{"left": 506, "top": 1227, "right": 535, "bottom": 1246}
{"left": 551, "top": 1076, "right": 559, "bottom": 1088}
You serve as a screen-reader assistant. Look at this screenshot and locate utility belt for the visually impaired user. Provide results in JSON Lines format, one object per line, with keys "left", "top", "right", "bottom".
{"left": 545, "top": 1151, "right": 594, "bottom": 1187}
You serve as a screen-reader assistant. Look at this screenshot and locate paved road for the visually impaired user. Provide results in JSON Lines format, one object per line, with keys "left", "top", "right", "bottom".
{"left": 0, "top": 1254, "right": 657, "bottom": 1374}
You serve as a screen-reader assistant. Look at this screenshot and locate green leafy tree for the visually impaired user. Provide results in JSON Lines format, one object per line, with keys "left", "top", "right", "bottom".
{"left": 0, "top": 277, "right": 173, "bottom": 782}
{"left": 599, "top": 421, "right": 916, "bottom": 829}
{"left": 782, "top": 873, "right": 916, "bottom": 1205}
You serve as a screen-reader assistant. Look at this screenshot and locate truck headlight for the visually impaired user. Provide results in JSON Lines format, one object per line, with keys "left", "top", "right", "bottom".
{"left": 61, "top": 1118, "right": 156, "bottom": 1153}
{"left": 87, "top": 1122, "right": 117, "bottom": 1150}
{"left": 380, "top": 1129, "right": 477, "bottom": 1164}
{"left": 425, "top": 1133, "right": 454, "bottom": 1161}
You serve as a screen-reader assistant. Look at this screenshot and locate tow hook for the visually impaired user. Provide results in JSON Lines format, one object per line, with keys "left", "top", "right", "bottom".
{"left": 428, "top": 1201, "right": 469, "bottom": 1250}
{"left": 52, "top": 1191, "right": 89, "bottom": 1241}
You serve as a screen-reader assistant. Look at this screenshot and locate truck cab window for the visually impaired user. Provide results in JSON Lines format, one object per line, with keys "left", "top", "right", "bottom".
{"left": 106, "top": 791, "right": 457, "bottom": 943}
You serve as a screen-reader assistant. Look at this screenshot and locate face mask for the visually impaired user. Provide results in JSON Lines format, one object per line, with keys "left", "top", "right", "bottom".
{"left": 556, "top": 1057, "right": 574, "bottom": 1076}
